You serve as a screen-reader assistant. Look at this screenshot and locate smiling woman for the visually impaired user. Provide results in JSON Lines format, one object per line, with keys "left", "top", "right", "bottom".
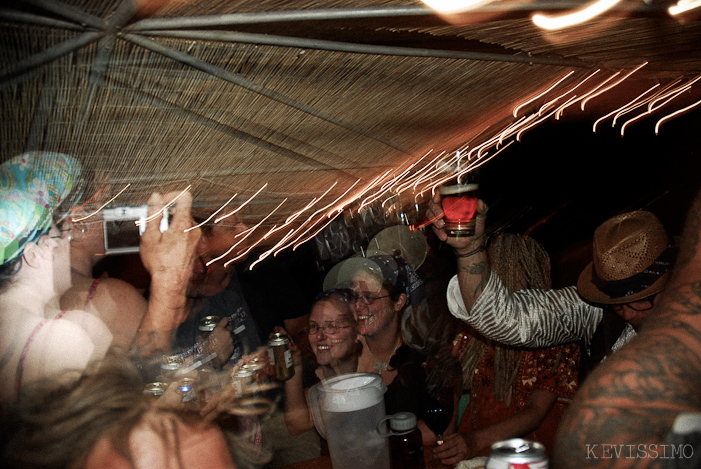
{"left": 282, "top": 288, "right": 360, "bottom": 437}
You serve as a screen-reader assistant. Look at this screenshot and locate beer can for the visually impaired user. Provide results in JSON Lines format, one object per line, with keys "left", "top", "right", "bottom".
{"left": 486, "top": 438, "right": 549, "bottom": 469}
{"left": 144, "top": 381, "right": 168, "bottom": 397}
{"left": 242, "top": 360, "right": 270, "bottom": 384}
{"left": 232, "top": 368, "right": 254, "bottom": 398}
{"left": 178, "top": 377, "right": 197, "bottom": 403}
{"left": 161, "top": 353, "right": 185, "bottom": 371}
{"left": 199, "top": 315, "right": 220, "bottom": 332}
{"left": 267, "top": 331, "right": 295, "bottom": 381}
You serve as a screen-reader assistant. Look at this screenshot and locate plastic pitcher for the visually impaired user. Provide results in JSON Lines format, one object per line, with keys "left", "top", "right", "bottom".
{"left": 309, "top": 373, "right": 390, "bottom": 469}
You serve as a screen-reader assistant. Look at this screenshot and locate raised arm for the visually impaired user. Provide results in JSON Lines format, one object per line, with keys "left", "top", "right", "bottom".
{"left": 428, "top": 192, "right": 490, "bottom": 312}
{"left": 131, "top": 190, "right": 201, "bottom": 355}
{"left": 553, "top": 191, "right": 701, "bottom": 468}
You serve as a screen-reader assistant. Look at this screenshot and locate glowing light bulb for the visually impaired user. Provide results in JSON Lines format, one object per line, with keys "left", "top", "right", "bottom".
{"left": 532, "top": 0, "right": 623, "bottom": 30}
{"left": 421, "top": 0, "right": 492, "bottom": 13}
{"left": 669, "top": 0, "right": 701, "bottom": 15}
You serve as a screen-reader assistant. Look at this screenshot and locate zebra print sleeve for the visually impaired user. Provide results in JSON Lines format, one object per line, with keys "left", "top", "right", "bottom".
{"left": 447, "top": 269, "right": 602, "bottom": 349}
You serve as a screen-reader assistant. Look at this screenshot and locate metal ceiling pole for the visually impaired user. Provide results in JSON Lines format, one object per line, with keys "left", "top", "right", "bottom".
{"left": 127, "top": 6, "right": 436, "bottom": 30}
{"left": 100, "top": 74, "right": 362, "bottom": 183}
{"left": 0, "top": 9, "right": 85, "bottom": 30}
{"left": 120, "top": 33, "right": 417, "bottom": 157}
{"left": 126, "top": 3, "right": 668, "bottom": 31}
{"left": 25, "top": 75, "right": 57, "bottom": 152}
{"left": 0, "top": 31, "right": 104, "bottom": 90}
{"left": 143, "top": 29, "right": 589, "bottom": 68}
{"left": 23, "top": 0, "right": 103, "bottom": 29}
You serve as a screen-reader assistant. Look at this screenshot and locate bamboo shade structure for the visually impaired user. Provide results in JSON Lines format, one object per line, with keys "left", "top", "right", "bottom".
{"left": 2, "top": 0, "right": 700, "bottom": 260}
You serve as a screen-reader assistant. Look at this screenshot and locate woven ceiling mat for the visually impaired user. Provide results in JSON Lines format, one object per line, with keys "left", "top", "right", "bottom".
{"left": 2, "top": 0, "right": 701, "bottom": 255}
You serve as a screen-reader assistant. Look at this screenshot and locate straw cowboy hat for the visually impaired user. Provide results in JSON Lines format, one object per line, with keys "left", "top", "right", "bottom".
{"left": 577, "top": 210, "right": 676, "bottom": 305}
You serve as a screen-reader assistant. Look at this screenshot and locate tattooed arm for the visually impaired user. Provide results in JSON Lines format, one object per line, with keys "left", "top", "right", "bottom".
{"left": 428, "top": 192, "right": 490, "bottom": 311}
{"left": 429, "top": 192, "right": 600, "bottom": 348}
{"left": 553, "top": 193, "right": 701, "bottom": 468}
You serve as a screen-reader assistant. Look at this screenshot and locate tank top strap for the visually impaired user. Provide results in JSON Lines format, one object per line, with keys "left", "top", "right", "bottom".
{"left": 84, "top": 278, "right": 103, "bottom": 311}
{"left": 16, "top": 317, "right": 51, "bottom": 396}
{"left": 15, "top": 310, "right": 68, "bottom": 396}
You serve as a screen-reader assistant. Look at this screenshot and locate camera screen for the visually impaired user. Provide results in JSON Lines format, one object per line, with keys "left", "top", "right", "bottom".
{"left": 104, "top": 218, "right": 141, "bottom": 254}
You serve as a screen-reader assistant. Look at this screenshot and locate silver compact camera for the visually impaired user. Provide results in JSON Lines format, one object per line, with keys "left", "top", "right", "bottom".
{"left": 102, "top": 205, "right": 168, "bottom": 254}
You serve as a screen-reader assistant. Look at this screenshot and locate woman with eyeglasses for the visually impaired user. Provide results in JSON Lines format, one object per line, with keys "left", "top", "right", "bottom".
{"left": 0, "top": 152, "right": 201, "bottom": 403}
{"left": 345, "top": 254, "right": 460, "bottom": 446}
{"left": 0, "top": 152, "right": 114, "bottom": 403}
{"left": 283, "top": 288, "right": 361, "bottom": 436}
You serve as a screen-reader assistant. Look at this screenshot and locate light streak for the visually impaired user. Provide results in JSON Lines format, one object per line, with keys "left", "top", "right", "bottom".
{"left": 532, "top": 0, "right": 623, "bottom": 30}
{"left": 612, "top": 81, "right": 680, "bottom": 126}
{"left": 291, "top": 212, "right": 345, "bottom": 252}
{"left": 71, "top": 184, "right": 131, "bottom": 222}
{"left": 556, "top": 95, "right": 578, "bottom": 119}
{"left": 141, "top": 185, "right": 191, "bottom": 226}
{"left": 580, "top": 62, "right": 647, "bottom": 110}
{"left": 553, "top": 72, "right": 621, "bottom": 119}
{"left": 211, "top": 198, "right": 287, "bottom": 267}
{"left": 620, "top": 86, "right": 689, "bottom": 136}
{"left": 267, "top": 179, "right": 364, "bottom": 256}
{"left": 655, "top": 97, "right": 701, "bottom": 134}
{"left": 356, "top": 169, "right": 398, "bottom": 211}
{"left": 457, "top": 141, "right": 514, "bottom": 180}
{"left": 250, "top": 228, "right": 296, "bottom": 268}
{"left": 592, "top": 84, "right": 660, "bottom": 132}
{"left": 669, "top": 0, "right": 701, "bottom": 15}
{"left": 513, "top": 71, "right": 575, "bottom": 117}
{"left": 215, "top": 183, "right": 268, "bottom": 223}
{"left": 186, "top": 192, "right": 238, "bottom": 232}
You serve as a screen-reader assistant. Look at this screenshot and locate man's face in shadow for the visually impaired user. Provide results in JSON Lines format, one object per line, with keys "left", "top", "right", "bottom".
{"left": 188, "top": 223, "right": 246, "bottom": 298}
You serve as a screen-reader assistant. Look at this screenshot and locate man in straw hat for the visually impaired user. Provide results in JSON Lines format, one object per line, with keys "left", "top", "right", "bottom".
{"left": 553, "top": 188, "right": 701, "bottom": 467}
{"left": 426, "top": 193, "right": 676, "bottom": 366}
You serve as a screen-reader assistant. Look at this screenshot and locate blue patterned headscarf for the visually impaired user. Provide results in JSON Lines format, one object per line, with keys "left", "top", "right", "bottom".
{"left": 0, "top": 152, "right": 82, "bottom": 265}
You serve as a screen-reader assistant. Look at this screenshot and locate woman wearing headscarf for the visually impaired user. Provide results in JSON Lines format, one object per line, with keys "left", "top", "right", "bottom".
{"left": 0, "top": 152, "right": 201, "bottom": 403}
{"left": 340, "top": 254, "right": 461, "bottom": 445}
{"left": 0, "top": 152, "right": 112, "bottom": 403}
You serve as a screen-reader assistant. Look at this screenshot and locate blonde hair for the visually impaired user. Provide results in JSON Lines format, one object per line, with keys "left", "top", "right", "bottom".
{"left": 0, "top": 349, "right": 267, "bottom": 469}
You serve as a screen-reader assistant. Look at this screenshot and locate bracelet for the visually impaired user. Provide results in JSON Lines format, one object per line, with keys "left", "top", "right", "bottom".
{"left": 454, "top": 244, "right": 486, "bottom": 258}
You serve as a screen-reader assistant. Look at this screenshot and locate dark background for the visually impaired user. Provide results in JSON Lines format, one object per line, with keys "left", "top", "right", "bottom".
{"left": 475, "top": 105, "right": 701, "bottom": 288}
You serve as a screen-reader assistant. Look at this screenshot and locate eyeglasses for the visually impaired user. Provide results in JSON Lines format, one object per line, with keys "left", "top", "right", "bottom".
{"left": 49, "top": 227, "right": 72, "bottom": 241}
{"left": 607, "top": 294, "right": 657, "bottom": 313}
{"left": 307, "top": 323, "right": 354, "bottom": 335}
{"left": 355, "top": 294, "right": 390, "bottom": 306}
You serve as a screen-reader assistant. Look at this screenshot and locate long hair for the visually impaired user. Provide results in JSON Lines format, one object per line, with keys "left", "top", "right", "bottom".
{"left": 458, "top": 233, "right": 552, "bottom": 406}
{"left": 0, "top": 350, "right": 267, "bottom": 469}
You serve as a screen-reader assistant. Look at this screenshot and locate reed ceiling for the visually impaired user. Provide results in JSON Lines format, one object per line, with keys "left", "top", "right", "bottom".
{"left": 1, "top": 0, "right": 700, "bottom": 261}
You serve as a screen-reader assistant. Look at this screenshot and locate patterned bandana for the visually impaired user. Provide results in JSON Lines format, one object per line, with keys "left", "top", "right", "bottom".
{"left": 0, "top": 152, "right": 82, "bottom": 265}
{"left": 368, "top": 254, "right": 423, "bottom": 298}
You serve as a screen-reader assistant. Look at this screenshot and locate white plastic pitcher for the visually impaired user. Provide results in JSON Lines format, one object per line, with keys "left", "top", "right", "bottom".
{"left": 309, "top": 373, "right": 390, "bottom": 469}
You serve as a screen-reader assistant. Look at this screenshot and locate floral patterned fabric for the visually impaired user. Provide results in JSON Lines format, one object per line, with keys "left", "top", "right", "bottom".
{"left": 0, "top": 152, "right": 81, "bottom": 265}
{"left": 451, "top": 331, "right": 580, "bottom": 455}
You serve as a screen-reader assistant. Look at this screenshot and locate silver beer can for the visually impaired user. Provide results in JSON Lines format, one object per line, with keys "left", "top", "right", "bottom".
{"left": 486, "top": 438, "right": 549, "bottom": 469}
{"left": 267, "top": 331, "right": 295, "bottom": 381}
{"left": 199, "top": 315, "right": 220, "bottom": 332}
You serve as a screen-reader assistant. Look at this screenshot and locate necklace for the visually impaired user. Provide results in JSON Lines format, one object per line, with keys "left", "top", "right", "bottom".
{"left": 366, "top": 336, "right": 401, "bottom": 373}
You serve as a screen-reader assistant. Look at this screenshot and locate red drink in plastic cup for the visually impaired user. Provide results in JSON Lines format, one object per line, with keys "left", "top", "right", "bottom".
{"left": 439, "top": 183, "right": 479, "bottom": 237}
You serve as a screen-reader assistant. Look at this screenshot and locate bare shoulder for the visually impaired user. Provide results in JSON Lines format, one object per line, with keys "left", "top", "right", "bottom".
{"left": 22, "top": 317, "right": 96, "bottom": 384}
{"left": 95, "top": 277, "right": 148, "bottom": 308}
